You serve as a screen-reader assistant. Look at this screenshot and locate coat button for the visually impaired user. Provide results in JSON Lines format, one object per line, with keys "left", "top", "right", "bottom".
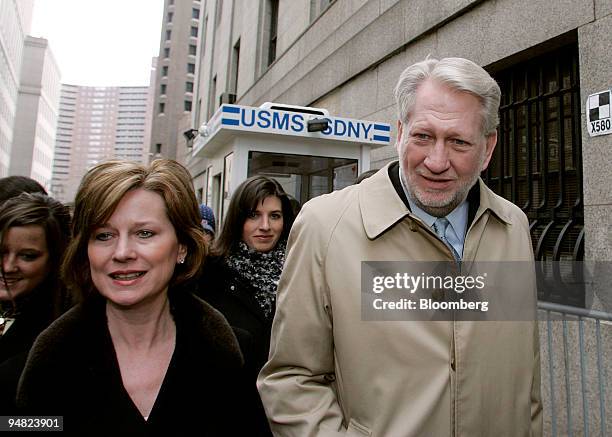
{"left": 324, "top": 374, "right": 336, "bottom": 382}
{"left": 451, "top": 357, "right": 456, "bottom": 371}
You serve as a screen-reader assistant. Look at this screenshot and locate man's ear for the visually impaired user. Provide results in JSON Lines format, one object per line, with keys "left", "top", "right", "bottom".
{"left": 481, "top": 131, "right": 497, "bottom": 171}
{"left": 395, "top": 120, "right": 404, "bottom": 153}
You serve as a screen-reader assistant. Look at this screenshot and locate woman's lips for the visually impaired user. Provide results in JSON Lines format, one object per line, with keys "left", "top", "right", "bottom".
{"left": 1, "top": 278, "right": 22, "bottom": 286}
{"left": 109, "top": 271, "right": 146, "bottom": 285}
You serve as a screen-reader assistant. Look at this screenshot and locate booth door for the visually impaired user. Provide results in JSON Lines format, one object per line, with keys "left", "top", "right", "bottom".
{"left": 247, "top": 151, "right": 358, "bottom": 206}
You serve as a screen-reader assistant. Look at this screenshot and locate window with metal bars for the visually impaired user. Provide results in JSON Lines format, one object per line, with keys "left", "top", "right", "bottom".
{"left": 486, "top": 43, "right": 584, "bottom": 306}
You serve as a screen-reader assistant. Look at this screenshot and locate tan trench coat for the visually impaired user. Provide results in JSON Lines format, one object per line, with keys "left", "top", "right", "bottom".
{"left": 257, "top": 163, "right": 542, "bottom": 437}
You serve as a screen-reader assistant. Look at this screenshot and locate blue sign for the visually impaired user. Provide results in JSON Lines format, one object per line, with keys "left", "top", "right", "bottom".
{"left": 216, "top": 105, "right": 390, "bottom": 144}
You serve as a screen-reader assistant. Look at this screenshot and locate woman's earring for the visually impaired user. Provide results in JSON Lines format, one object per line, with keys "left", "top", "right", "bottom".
{"left": 178, "top": 257, "right": 185, "bottom": 264}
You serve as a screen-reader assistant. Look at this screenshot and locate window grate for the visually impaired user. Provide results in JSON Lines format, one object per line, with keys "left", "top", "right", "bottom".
{"left": 486, "top": 43, "right": 584, "bottom": 306}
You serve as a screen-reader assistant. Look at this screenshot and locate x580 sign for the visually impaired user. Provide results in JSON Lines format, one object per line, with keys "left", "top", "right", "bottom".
{"left": 587, "top": 90, "right": 612, "bottom": 137}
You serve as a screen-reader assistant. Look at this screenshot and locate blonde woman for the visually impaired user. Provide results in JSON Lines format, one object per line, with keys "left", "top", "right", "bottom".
{"left": 18, "top": 160, "right": 249, "bottom": 434}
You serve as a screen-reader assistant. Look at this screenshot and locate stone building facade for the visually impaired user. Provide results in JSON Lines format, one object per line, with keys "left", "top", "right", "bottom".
{"left": 189, "top": 0, "right": 611, "bottom": 265}
{"left": 187, "top": 1, "right": 611, "bottom": 434}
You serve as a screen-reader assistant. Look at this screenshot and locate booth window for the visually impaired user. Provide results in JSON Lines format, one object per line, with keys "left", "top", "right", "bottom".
{"left": 486, "top": 41, "right": 584, "bottom": 306}
{"left": 206, "top": 166, "right": 214, "bottom": 209}
{"left": 222, "top": 153, "right": 233, "bottom": 219}
{"left": 247, "top": 151, "right": 357, "bottom": 205}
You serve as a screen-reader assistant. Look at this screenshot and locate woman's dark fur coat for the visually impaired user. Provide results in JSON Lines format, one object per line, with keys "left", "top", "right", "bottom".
{"left": 198, "top": 255, "right": 274, "bottom": 436}
{"left": 16, "top": 288, "right": 252, "bottom": 436}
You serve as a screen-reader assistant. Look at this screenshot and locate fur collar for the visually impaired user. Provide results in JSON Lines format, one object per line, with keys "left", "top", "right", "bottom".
{"left": 20, "top": 287, "right": 244, "bottom": 385}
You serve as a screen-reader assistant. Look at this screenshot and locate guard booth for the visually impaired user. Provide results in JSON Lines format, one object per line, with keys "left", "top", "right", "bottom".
{"left": 190, "top": 102, "right": 390, "bottom": 221}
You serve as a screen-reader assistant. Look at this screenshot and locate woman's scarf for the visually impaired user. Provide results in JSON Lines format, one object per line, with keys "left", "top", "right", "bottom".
{"left": 225, "top": 240, "right": 287, "bottom": 320}
{"left": 0, "top": 285, "right": 52, "bottom": 336}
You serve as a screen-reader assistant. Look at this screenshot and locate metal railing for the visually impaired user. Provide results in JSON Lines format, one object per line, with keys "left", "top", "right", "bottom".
{"left": 538, "top": 301, "right": 611, "bottom": 436}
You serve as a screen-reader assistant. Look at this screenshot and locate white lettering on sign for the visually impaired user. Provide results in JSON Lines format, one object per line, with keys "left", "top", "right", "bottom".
{"left": 218, "top": 105, "right": 391, "bottom": 144}
{"left": 586, "top": 90, "right": 612, "bottom": 137}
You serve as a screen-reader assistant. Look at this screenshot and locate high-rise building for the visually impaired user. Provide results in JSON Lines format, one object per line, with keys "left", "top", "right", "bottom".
{"left": 115, "top": 86, "right": 150, "bottom": 162}
{"left": 9, "top": 36, "right": 61, "bottom": 189}
{"left": 143, "top": 57, "right": 157, "bottom": 162}
{"left": 51, "top": 84, "right": 150, "bottom": 203}
{"left": 0, "top": 0, "right": 34, "bottom": 176}
{"left": 149, "top": 0, "right": 202, "bottom": 161}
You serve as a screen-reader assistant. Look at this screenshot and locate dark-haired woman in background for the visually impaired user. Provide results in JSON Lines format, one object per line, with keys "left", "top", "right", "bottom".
{"left": 0, "top": 193, "right": 71, "bottom": 412}
{"left": 0, "top": 176, "right": 47, "bottom": 204}
{"left": 199, "top": 175, "right": 295, "bottom": 436}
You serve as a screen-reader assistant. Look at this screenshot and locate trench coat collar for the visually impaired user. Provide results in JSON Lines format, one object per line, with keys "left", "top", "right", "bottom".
{"left": 472, "top": 178, "right": 513, "bottom": 227}
{"left": 359, "top": 162, "right": 513, "bottom": 240}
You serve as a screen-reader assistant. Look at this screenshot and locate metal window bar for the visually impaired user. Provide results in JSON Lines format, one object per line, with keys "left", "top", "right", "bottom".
{"left": 487, "top": 43, "right": 584, "bottom": 307}
{"left": 539, "top": 301, "right": 611, "bottom": 437}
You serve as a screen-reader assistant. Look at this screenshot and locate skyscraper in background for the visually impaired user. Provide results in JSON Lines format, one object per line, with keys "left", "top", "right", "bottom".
{"left": 9, "top": 36, "right": 61, "bottom": 189}
{"left": 51, "top": 84, "right": 150, "bottom": 203}
{"left": 0, "top": 0, "right": 35, "bottom": 177}
{"left": 149, "top": 0, "right": 202, "bottom": 162}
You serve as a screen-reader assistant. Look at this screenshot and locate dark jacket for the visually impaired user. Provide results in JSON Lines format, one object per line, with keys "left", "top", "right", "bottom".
{"left": 16, "top": 287, "right": 250, "bottom": 436}
{"left": 0, "top": 287, "right": 56, "bottom": 413}
{"left": 198, "top": 256, "right": 273, "bottom": 436}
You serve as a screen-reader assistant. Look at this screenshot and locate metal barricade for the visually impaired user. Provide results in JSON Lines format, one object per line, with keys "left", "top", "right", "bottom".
{"left": 538, "top": 301, "right": 612, "bottom": 437}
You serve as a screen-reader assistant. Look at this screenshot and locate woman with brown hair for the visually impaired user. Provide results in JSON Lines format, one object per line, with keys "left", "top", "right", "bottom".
{"left": 0, "top": 193, "right": 71, "bottom": 412}
{"left": 17, "top": 160, "right": 248, "bottom": 434}
{"left": 198, "top": 175, "right": 295, "bottom": 436}
{"left": 0, "top": 176, "right": 47, "bottom": 203}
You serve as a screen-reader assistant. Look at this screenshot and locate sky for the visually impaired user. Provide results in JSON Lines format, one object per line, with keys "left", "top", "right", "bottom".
{"left": 30, "top": 0, "right": 164, "bottom": 86}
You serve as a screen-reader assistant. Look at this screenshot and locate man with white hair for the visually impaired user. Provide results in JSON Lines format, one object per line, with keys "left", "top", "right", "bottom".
{"left": 257, "top": 57, "right": 542, "bottom": 436}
